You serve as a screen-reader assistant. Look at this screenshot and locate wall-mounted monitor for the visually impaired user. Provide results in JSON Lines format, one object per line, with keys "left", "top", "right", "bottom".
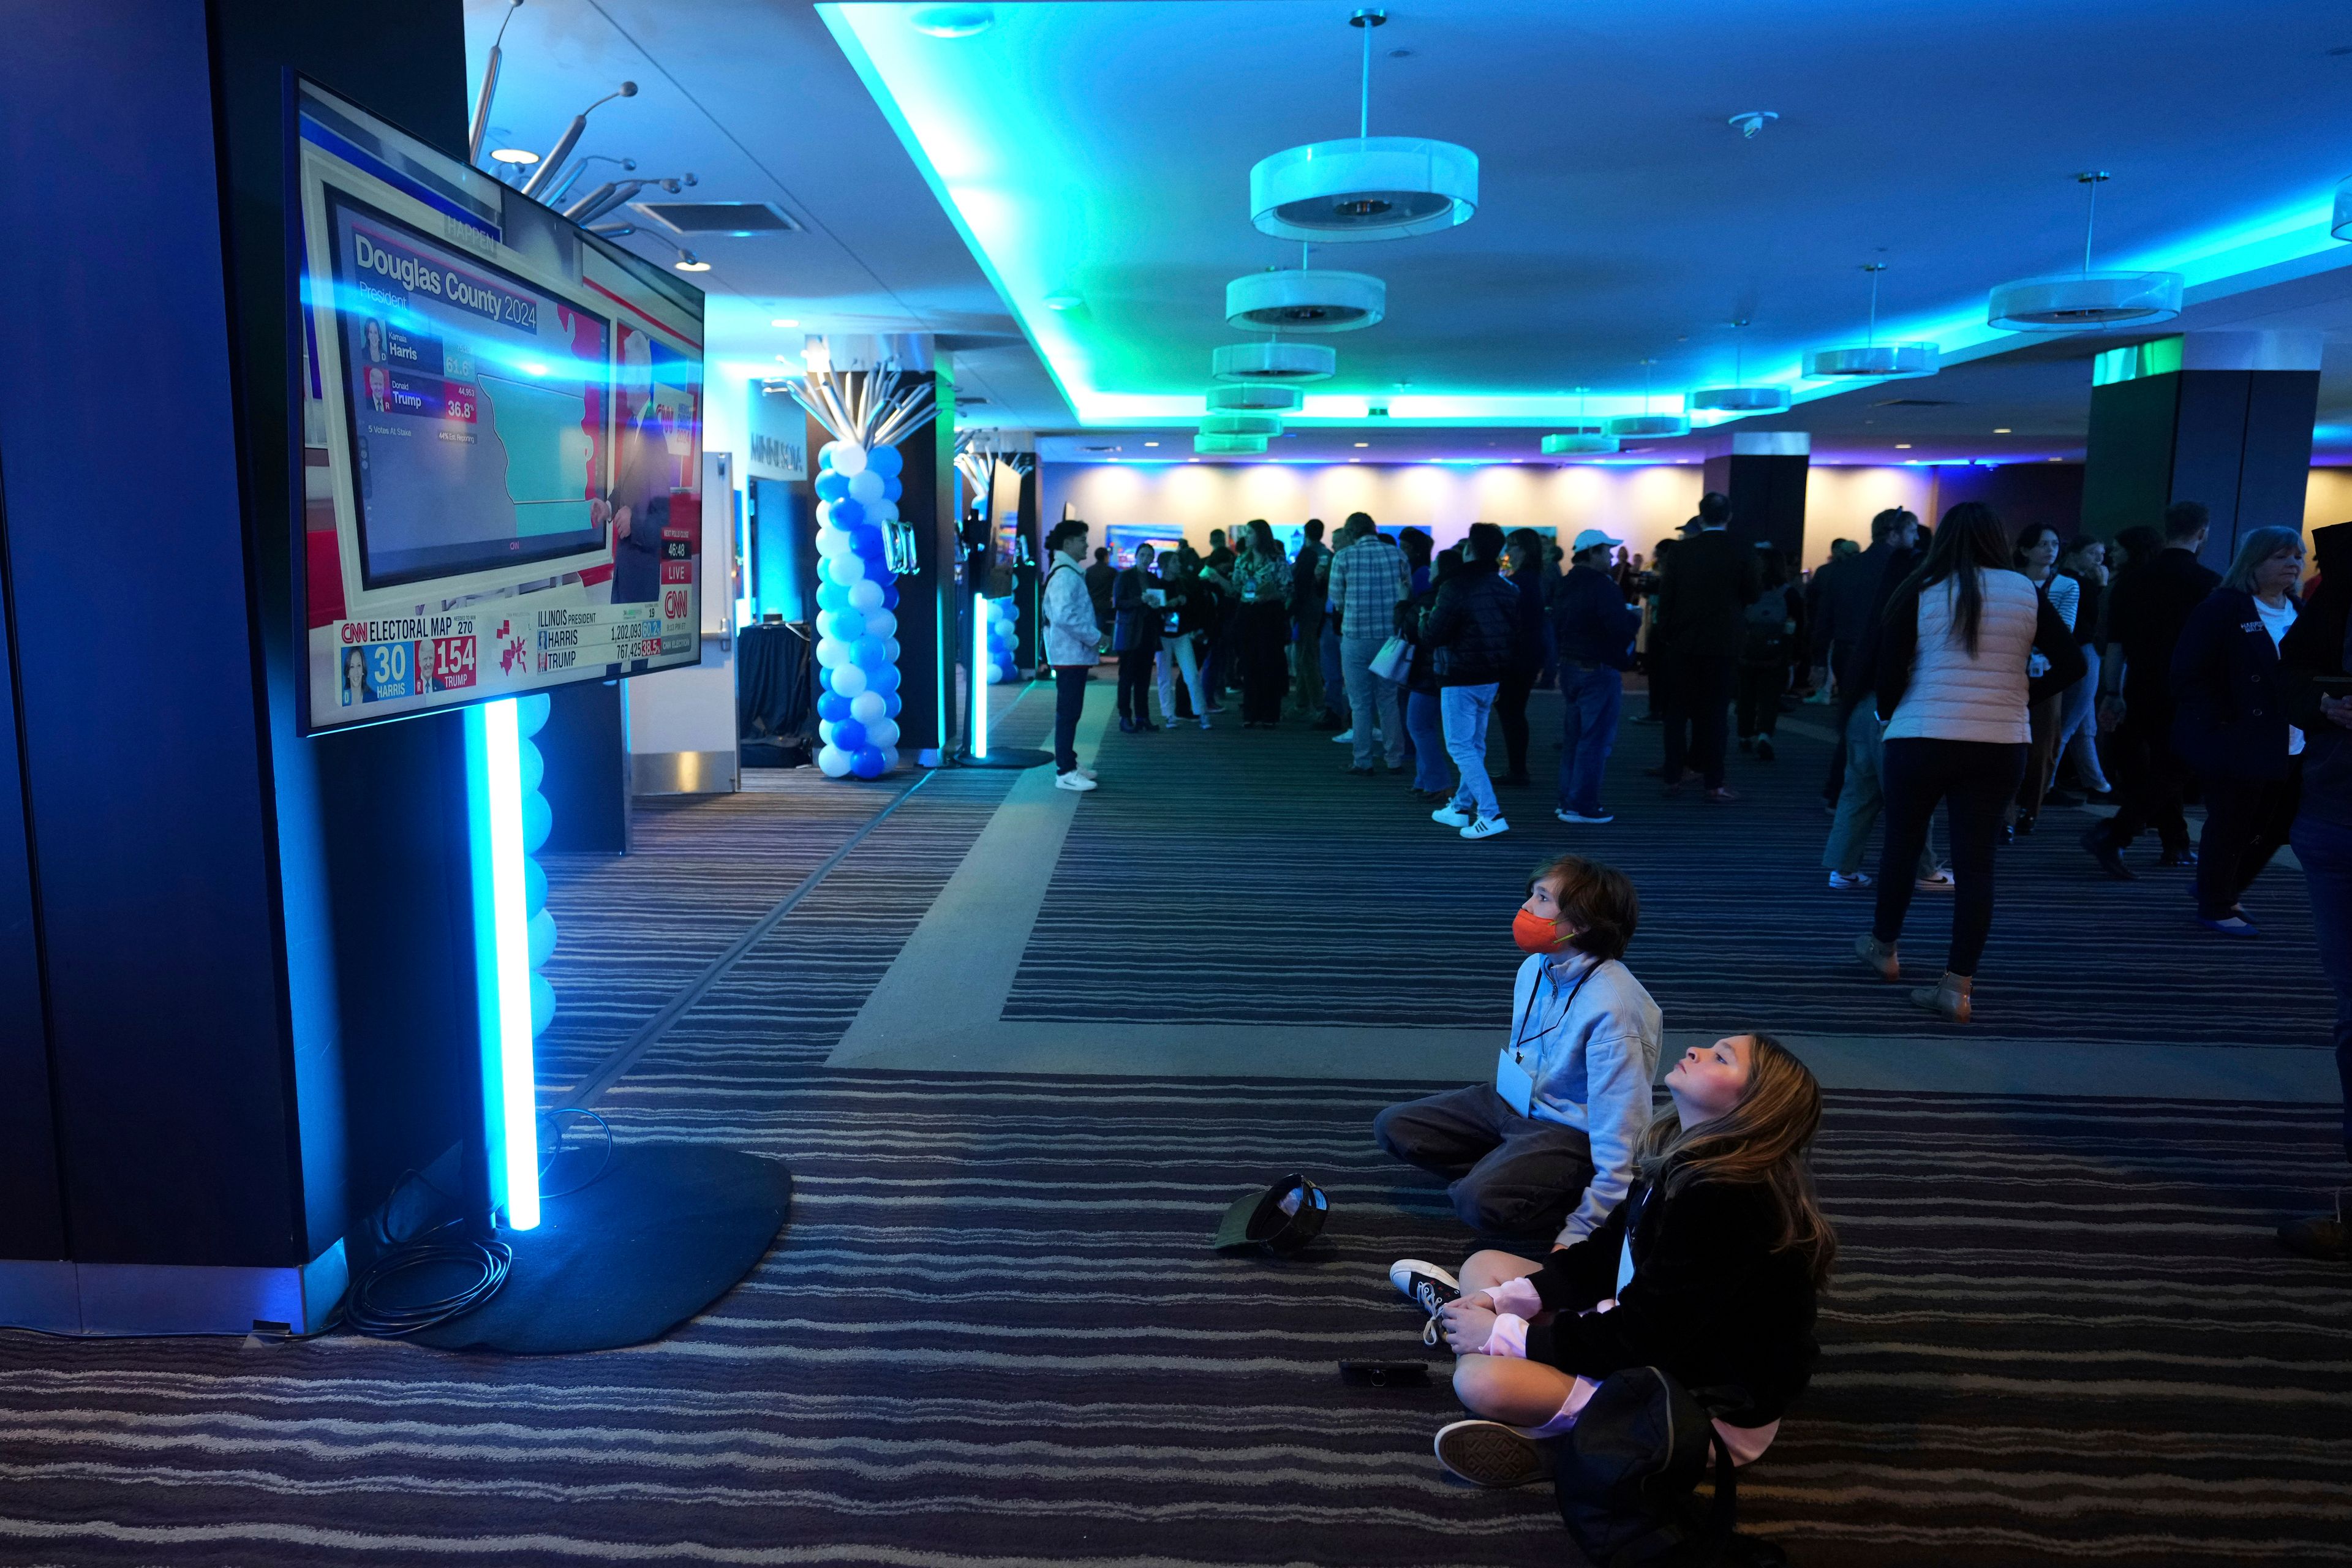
{"left": 293, "top": 81, "right": 705, "bottom": 733}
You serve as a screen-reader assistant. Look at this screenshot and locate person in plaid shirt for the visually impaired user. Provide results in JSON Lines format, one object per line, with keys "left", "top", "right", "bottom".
{"left": 1329, "top": 512, "right": 1412, "bottom": 774}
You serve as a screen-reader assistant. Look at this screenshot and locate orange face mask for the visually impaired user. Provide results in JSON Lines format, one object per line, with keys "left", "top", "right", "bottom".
{"left": 1512, "top": 908, "right": 1572, "bottom": 955}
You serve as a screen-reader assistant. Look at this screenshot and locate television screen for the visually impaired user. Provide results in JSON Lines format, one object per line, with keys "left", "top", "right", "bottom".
{"left": 293, "top": 81, "right": 704, "bottom": 733}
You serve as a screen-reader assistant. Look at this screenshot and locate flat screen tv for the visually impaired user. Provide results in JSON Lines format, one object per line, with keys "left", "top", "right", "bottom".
{"left": 293, "top": 81, "right": 705, "bottom": 733}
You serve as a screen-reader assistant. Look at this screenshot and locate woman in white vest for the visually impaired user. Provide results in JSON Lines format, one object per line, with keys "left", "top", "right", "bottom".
{"left": 1853, "top": 504, "right": 2085, "bottom": 1022}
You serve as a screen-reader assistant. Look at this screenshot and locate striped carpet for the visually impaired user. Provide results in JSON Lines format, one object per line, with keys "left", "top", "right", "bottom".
{"left": 1, "top": 684, "right": 2347, "bottom": 1567}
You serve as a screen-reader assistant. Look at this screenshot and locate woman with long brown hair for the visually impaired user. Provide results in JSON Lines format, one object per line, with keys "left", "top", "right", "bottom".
{"left": 1229, "top": 518, "right": 1292, "bottom": 727}
{"left": 1401, "top": 1031, "right": 1836, "bottom": 1489}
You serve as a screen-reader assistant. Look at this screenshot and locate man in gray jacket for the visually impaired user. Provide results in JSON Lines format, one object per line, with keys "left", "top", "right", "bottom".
{"left": 1373, "top": 854, "right": 1661, "bottom": 1243}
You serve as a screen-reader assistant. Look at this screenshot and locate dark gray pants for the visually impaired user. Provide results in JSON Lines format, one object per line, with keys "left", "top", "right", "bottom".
{"left": 1373, "top": 1084, "right": 1596, "bottom": 1240}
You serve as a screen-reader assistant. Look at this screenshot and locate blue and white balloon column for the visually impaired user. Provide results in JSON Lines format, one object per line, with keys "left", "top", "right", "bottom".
{"left": 983, "top": 595, "right": 1019, "bottom": 685}
{"left": 812, "top": 439, "right": 905, "bottom": 780}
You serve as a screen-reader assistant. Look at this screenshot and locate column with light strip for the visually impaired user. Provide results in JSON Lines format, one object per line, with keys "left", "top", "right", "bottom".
{"left": 463, "top": 694, "right": 546, "bottom": 1231}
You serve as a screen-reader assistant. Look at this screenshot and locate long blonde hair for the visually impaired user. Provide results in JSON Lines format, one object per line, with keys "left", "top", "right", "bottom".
{"left": 1638, "top": 1032, "right": 1836, "bottom": 1286}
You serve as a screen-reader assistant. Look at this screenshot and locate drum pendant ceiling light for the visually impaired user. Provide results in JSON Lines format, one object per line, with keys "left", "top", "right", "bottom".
{"left": 2334, "top": 175, "right": 2352, "bottom": 241}
{"left": 1542, "top": 391, "right": 1618, "bottom": 455}
{"left": 1212, "top": 341, "right": 1338, "bottom": 382}
{"left": 1207, "top": 383, "right": 1302, "bottom": 412}
{"left": 1248, "top": 10, "right": 1477, "bottom": 243}
{"left": 1805, "top": 263, "right": 1939, "bottom": 379}
{"left": 1226, "top": 267, "right": 1387, "bottom": 331}
{"left": 1687, "top": 321, "right": 1791, "bottom": 413}
{"left": 1196, "top": 432, "right": 1270, "bottom": 455}
{"left": 1986, "top": 173, "right": 2182, "bottom": 330}
{"left": 1202, "top": 410, "right": 1284, "bottom": 438}
{"left": 1605, "top": 360, "right": 1689, "bottom": 440}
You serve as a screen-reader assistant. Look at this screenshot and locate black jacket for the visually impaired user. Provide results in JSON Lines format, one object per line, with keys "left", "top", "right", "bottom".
{"left": 2171, "top": 586, "right": 2299, "bottom": 783}
{"left": 1656, "top": 530, "right": 1761, "bottom": 661}
{"left": 1110, "top": 565, "right": 1161, "bottom": 654}
{"left": 1520, "top": 1175, "right": 1819, "bottom": 1428}
{"left": 1549, "top": 563, "right": 1642, "bottom": 671}
{"left": 2281, "top": 532, "right": 2352, "bottom": 827}
{"left": 1421, "top": 559, "right": 1519, "bottom": 687}
{"left": 1506, "top": 560, "right": 1550, "bottom": 674}
{"left": 2107, "top": 548, "right": 2222, "bottom": 714}
{"left": 1813, "top": 541, "right": 1903, "bottom": 684}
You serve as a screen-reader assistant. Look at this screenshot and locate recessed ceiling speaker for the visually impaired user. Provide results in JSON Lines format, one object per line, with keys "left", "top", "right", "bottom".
{"left": 1212, "top": 342, "right": 1337, "bottom": 382}
{"left": 1207, "top": 384, "right": 1302, "bottom": 412}
{"left": 1196, "top": 432, "right": 1270, "bottom": 455}
{"left": 1226, "top": 270, "right": 1386, "bottom": 331}
{"left": 1542, "top": 432, "right": 1619, "bottom": 454}
{"left": 1202, "top": 411, "right": 1283, "bottom": 437}
{"left": 1687, "top": 385, "right": 1792, "bottom": 413}
{"left": 1605, "top": 414, "right": 1690, "bottom": 439}
{"left": 1988, "top": 174, "right": 2182, "bottom": 331}
{"left": 1247, "top": 12, "right": 1477, "bottom": 242}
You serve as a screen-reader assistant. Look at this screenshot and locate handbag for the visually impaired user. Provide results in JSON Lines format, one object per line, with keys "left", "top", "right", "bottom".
{"left": 1370, "top": 634, "right": 1413, "bottom": 683}
{"left": 1553, "top": 1366, "right": 1758, "bottom": 1567}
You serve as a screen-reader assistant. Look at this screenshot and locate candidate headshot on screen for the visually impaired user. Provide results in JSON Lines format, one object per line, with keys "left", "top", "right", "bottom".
{"left": 342, "top": 647, "right": 366, "bottom": 707}
{"left": 363, "top": 317, "right": 388, "bottom": 364}
{"left": 413, "top": 639, "right": 437, "bottom": 696}
{"left": 364, "top": 364, "right": 392, "bottom": 413}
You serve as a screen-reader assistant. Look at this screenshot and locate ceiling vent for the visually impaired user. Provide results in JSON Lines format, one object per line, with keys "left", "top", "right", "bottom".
{"left": 632, "top": 201, "right": 802, "bottom": 236}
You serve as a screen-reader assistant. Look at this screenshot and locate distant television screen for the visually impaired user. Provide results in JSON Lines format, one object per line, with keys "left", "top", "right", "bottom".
{"left": 293, "top": 81, "right": 705, "bottom": 734}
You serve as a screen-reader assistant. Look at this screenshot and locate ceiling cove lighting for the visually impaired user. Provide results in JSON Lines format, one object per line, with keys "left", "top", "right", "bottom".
{"left": 1207, "top": 383, "right": 1302, "bottom": 412}
{"left": 1988, "top": 173, "right": 2182, "bottom": 330}
{"left": 1212, "top": 341, "right": 1336, "bottom": 383}
{"left": 1202, "top": 410, "right": 1283, "bottom": 437}
{"left": 1249, "top": 10, "right": 1478, "bottom": 243}
{"left": 1687, "top": 320, "right": 1791, "bottom": 413}
{"left": 1806, "top": 263, "right": 1939, "bottom": 379}
{"left": 1196, "top": 432, "right": 1270, "bottom": 455}
{"left": 1226, "top": 268, "right": 1386, "bottom": 331}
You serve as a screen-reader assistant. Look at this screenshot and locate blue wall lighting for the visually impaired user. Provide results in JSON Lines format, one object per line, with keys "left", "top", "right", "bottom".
{"left": 464, "top": 693, "right": 554, "bottom": 1231}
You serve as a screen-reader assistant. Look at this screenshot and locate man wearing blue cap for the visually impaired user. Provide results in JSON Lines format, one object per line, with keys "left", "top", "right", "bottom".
{"left": 1548, "top": 528, "right": 1643, "bottom": 824}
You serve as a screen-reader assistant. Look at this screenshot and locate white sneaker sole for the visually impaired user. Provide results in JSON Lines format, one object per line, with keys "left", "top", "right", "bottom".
{"left": 1054, "top": 775, "right": 1098, "bottom": 792}
{"left": 1433, "top": 1420, "right": 1553, "bottom": 1488}
{"left": 1461, "top": 819, "right": 1510, "bottom": 839}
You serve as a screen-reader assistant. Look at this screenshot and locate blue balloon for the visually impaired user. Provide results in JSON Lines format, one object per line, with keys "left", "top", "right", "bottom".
{"left": 816, "top": 581, "right": 850, "bottom": 612}
{"left": 833, "top": 717, "right": 868, "bottom": 752}
{"left": 868, "top": 663, "right": 900, "bottom": 695}
{"left": 818, "top": 443, "right": 836, "bottom": 469}
{"left": 817, "top": 690, "right": 850, "bottom": 723}
{"left": 815, "top": 471, "right": 850, "bottom": 502}
{"left": 869, "top": 445, "right": 903, "bottom": 479}
{"left": 853, "top": 636, "right": 890, "bottom": 668}
{"left": 884, "top": 692, "right": 903, "bottom": 718}
{"left": 851, "top": 746, "right": 886, "bottom": 780}
{"left": 883, "top": 584, "right": 900, "bottom": 610}
{"left": 882, "top": 476, "right": 903, "bottom": 503}
{"left": 853, "top": 524, "right": 885, "bottom": 557}
{"left": 831, "top": 498, "right": 866, "bottom": 530}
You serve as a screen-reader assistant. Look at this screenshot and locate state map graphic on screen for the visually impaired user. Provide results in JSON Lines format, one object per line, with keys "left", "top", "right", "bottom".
{"left": 326, "top": 191, "right": 611, "bottom": 592}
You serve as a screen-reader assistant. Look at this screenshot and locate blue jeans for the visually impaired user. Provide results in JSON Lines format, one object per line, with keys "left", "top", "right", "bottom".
{"left": 1441, "top": 682, "right": 1502, "bottom": 821}
{"left": 1556, "top": 663, "right": 1622, "bottom": 816}
{"left": 1407, "top": 690, "right": 1449, "bottom": 791}
{"left": 2290, "top": 812, "right": 2352, "bottom": 1158}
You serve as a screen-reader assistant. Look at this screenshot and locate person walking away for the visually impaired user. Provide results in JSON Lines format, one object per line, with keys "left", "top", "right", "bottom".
{"left": 1289, "top": 518, "right": 1331, "bottom": 719}
{"left": 1040, "top": 521, "right": 1101, "bottom": 791}
{"left": 2173, "top": 526, "right": 2307, "bottom": 936}
{"left": 1423, "top": 522, "right": 1520, "bottom": 839}
{"left": 1815, "top": 510, "right": 1919, "bottom": 809}
{"left": 1549, "top": 529, "right": 1640, "bottom": 824}
{"left": 1855, "top": 503, "right": 2083, "bottom": 1022}
{"left": 2276, "top": 520, "right": 2352, "bottom": 1261}
{"left": 1822, "top": 521, "right": 1947, "bottom": 891}
{"left": 1656, "top": 492, "right": 1760, "bottom": 801}
{"left": 1230, "top": 519, "right": 1292, "bottom": 727}
{"left": 2049, "top": 535, "right": 2114, "bottom": 802}
{"left": 1492, "top": 529, "right": 1550, "bottom": 786}
{"left": 1374, "top": 855, "right": 1659, "bottom": 1241}
{"left": 1401, "top": 545, "right": 1457, "bottom": 799}
{"left": 1083, "top": 547, "right": 1117, "bottom": 656}
{"left": 1330, "top": 511, "right": 1411, "bottom": 775}
{"left": 1736, "top": 546, "right": 1800, "bottom": 762}
{"left": 1153, "top": 551, "right": 1216, "bottom": 730}
{"left": 1110, "top": 543, "right": 1164, "bottom": 734}
{"left": 2007, "top": 524, "right": 2072, "bottom": 837}
{"left": 2084, "top": 502, "right": 2220, "bottom": 878}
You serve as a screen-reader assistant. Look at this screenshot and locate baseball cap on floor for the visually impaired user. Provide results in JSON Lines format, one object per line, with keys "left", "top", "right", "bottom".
{"left": 1572, "top": 529, "right": 1623, "bottom": 553}
{"left": 1212, "top": 1174, "right": 1329, "bottom": 1255}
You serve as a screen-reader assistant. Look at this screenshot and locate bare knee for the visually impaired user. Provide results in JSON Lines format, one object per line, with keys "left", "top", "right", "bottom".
{"left": 1457, "top": 1248, "right": 1539, "bottom": 1294}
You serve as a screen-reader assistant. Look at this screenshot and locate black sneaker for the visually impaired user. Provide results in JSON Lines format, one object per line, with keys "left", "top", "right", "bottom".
{"left": 1388, "top": 1258, "right": 1460, "bottom": 1346}
{"left": 2158, "top": 846, "right": 2199, "bottom": 867}
{"left": 2081, "top": 826, "right": 2135, "bottom": 881}
{"left": 1433, "top": 1420, "right": 1556, "bottom": 1488}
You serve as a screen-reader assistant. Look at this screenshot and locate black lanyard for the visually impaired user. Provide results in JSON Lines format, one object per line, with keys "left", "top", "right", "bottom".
{"left": 1508, "top": 958, "right": 1594, "bottom": 1065}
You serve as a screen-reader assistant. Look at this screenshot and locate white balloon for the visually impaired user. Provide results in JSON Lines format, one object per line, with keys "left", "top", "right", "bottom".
{"left": 878, "top": 745, "right": 900, "bottom": 771}
{"left": 986, "top": 662, "right": 1006, "bottom": 684}
{"left": 830, "top": 662, "right": 868, "bottom": 698}
{"left": 864, "top": 609, "right": 897, "bottom": 641}
{"left": 818, "top": 719, "right": 838, "bottom": 747}
{"left": 884, "top": 637, "right": 901, "bottom": 661}
{"left": 815, "top": 500, "right": 834, "bottom": 527}
{"left": 831, "top": 551, "right": 866, "bottom": 584}
{"left": 815, "top": 637, "right": 849, "bottom": 668}
{"left": 817, "top": 744, "right": 853, "bottom": 778}
{"left": 867, "top": 499, "right": 899, "bottom": 525}
{"left": 848, "top": 469, "right": 885, "bottom": 505}
{"left": 831, "top": 441, "right": 869, "bottom": 477}
{"left": 850, "top": 690, "right": 886, "bottom": 725}
{"left": 865, "top": 718, "right": 899, "bottom": 749}
{"left": 816, "top": 527, "right": 853, "bottom": 557}
{"left": 848, "top": 579, "right": 884, "bottom": 611}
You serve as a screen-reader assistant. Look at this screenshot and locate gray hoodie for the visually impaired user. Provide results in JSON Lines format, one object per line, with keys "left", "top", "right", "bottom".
{"left": 1505, "top": 948, "right": 1662, "bottom": 1245}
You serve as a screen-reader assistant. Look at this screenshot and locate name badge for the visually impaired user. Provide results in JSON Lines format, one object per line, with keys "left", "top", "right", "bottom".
{"left": 1495, "top": 1050, "right": 1536, "bottom": 1117}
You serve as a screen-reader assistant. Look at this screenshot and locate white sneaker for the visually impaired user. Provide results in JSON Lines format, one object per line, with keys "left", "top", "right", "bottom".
{"left": 1054, "top": 771, "right": 1098, "bottom": 792}
{"left": 1556, "top": 809, "right": 1614, "bottom": 824}
{"left": 1915, "top": 867, "right": 1957, "bottom": 892}
{"left": 1387, "top": 1257, "right": 1461, "bottom": 1305}
{"left": 1430, "top": 805, "right": 1473, "bottom": 827}
{"left": 1461, "top": 816, "right": 1510, "bottom": 840}
{"left": 1333, "top": 728, "right": 1354, "bottom": 744}
{"left": 1828, "top": 870, "right": 1874, "bottom": 889}
{"left": 1197, "top": 717, "right": 1212, "bottom": 730}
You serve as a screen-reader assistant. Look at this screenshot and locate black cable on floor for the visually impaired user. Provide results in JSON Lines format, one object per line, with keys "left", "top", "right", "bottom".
{"left": 345, "top": 1216, "right": 512, "bottom": 1338}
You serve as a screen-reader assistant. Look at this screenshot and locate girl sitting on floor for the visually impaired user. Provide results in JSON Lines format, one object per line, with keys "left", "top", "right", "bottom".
{"left": 1394, "top": 1031, "right": 1835, "bottom": 1488}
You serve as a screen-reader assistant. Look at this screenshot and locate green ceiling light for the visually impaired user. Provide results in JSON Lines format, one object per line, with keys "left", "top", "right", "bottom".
{"left": 1248, "top": 10, "right": 1478, "bottom": 243}
{"left": 1202, "top": 410, "right": 1283, "bottom": 437}
{"left": 1196, "top": 432, "right": 1269, "bottom": 456}
{"left": 1542, "top": 429, "right": 1618, "bottom": 455}
{"left": 909, "top": 6, "right": 994, "bottom": 38}
{"left": 1806, "top": 263, "right": 1939, "bottom": 379}
{"left": 1207, "top": 384, "right": 1302, "bottom": 412}
{"left": 1988, "top": 173, "right": 2182, "bottom": 330}
{"left": 1226, "top": 268, "right": 1386, "bottom": 331}
{"left": 1212, "top": 342, "right": 1336, "bottom": 382}
{"left": 1687, "top": 321, "right": 1790, "bottom": 412}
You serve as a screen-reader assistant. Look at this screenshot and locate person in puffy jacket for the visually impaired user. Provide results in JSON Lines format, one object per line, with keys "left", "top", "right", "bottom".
{"left": 1039, "top": 519, "right": 1102, "bottom": 791}
{"left": 1421, "top": 522, "right": 1521, "bottom": 840}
